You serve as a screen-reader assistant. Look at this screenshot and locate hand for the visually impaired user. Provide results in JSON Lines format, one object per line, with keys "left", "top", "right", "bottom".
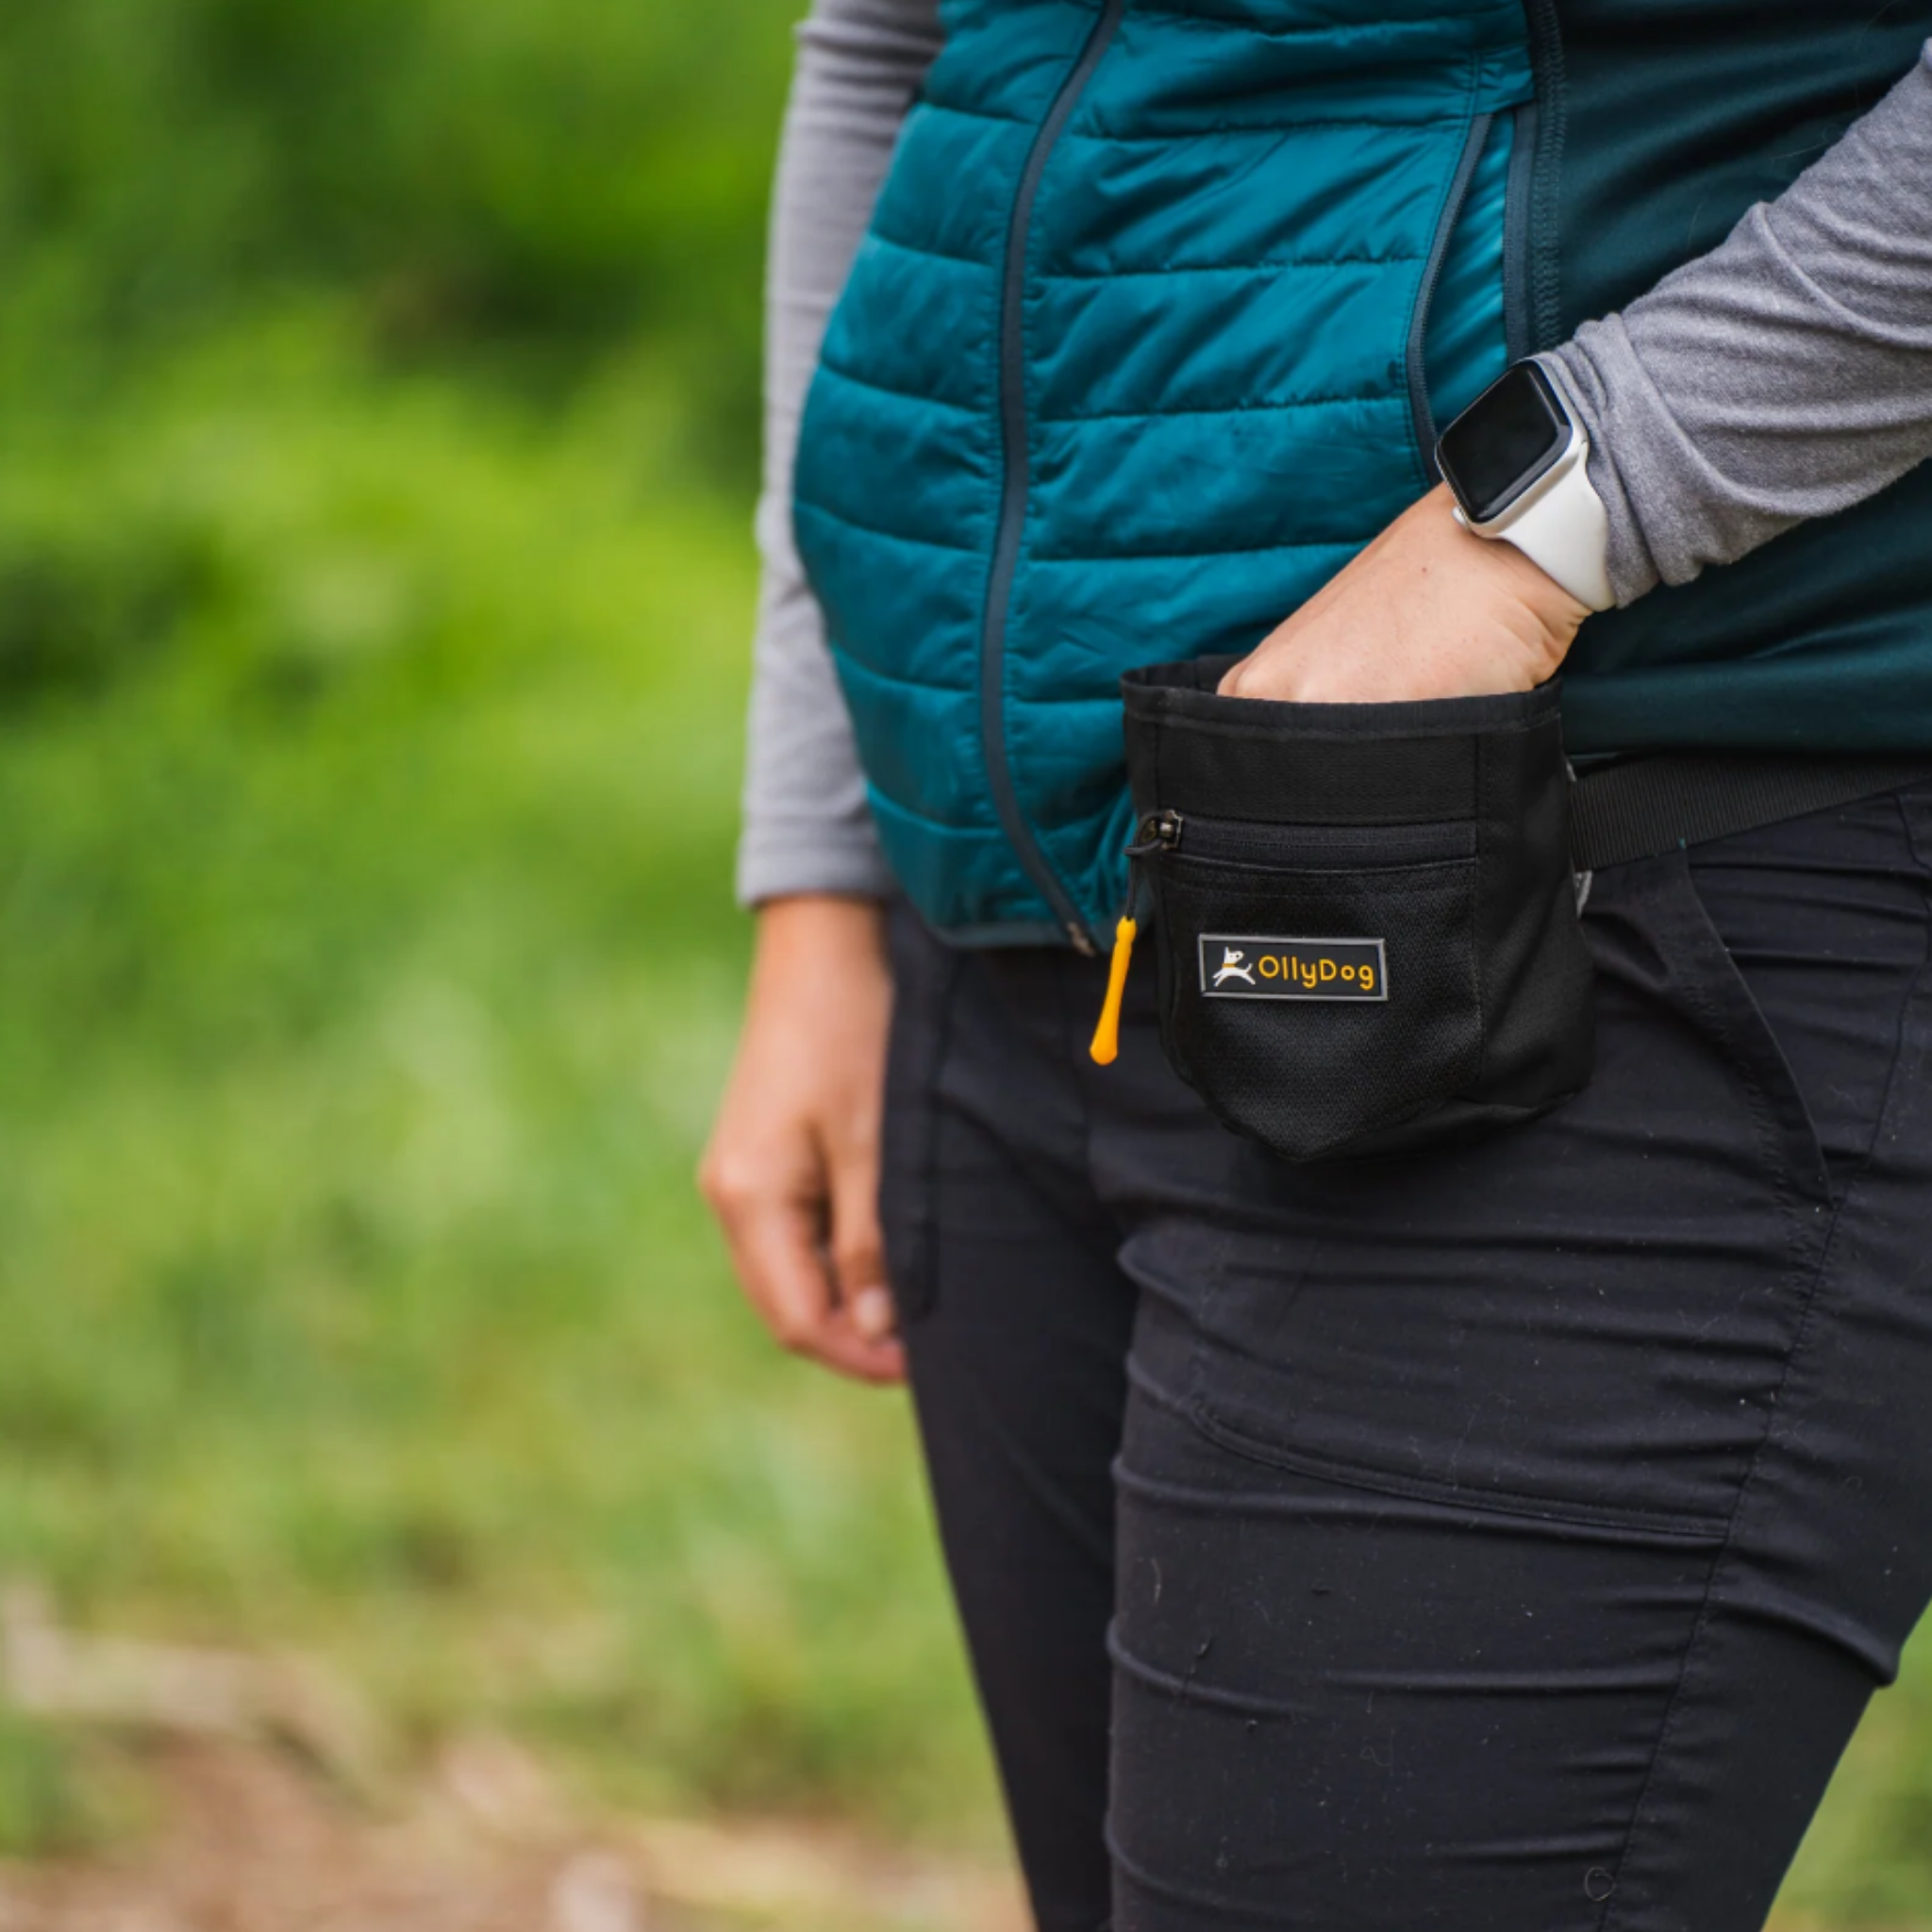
{"left": 1218, "top": 485, "right": 1591, "bottom": 704}
{"left": 699, "top": 895, "right": 905, "bottom": 1385}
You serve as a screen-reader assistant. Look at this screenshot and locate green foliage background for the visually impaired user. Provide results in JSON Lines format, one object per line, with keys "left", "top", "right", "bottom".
{"left": 0, "top": 0, "right": 992, "bottom": 1864}
{"left": 0, "top": 0, "right": 1926, "bottom": 1917}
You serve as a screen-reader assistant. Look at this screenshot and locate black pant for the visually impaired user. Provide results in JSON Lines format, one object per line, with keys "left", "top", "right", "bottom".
{"left": 880, "top": 787, "right": 1932, "bottom": 1931}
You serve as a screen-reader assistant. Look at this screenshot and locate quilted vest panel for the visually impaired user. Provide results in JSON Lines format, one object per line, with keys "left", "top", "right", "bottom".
{"left": 793, "top": 0, "right": 1932, "bottom": 947}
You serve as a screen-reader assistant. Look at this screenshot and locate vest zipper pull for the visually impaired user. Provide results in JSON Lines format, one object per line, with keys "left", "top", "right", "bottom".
{"left": 1091, "top": 836, "right": 1161, "bottom": 1068}
{"left": 1089, "top": 914, "right": 1138, "bottom": 1067}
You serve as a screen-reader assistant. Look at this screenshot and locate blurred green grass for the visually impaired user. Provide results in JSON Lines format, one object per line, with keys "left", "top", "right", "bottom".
{"left": 0, "top": 309, "right": 996, "bottom": 1854}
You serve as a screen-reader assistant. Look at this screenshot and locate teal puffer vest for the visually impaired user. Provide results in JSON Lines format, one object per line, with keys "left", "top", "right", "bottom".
{"left": 793, "top": 0, "right": 1932, "bottom": 949}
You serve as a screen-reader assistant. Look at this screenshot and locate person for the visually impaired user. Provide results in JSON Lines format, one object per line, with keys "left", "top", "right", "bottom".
{"left": 701, "top": 2, "right": 1932, "bottom": 1924}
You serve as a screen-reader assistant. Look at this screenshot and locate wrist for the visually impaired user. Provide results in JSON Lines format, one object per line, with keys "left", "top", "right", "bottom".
{"left": 752, "top": 893, "right": 889, "bottom": 1000}
{"left": 1436, "top": 358, "right": 1615, "bottom": 613}
{"left": 756, "top": 891, "right": 887, "bottom": 934}
{"left": 1417, "top": 485, "right": 1589, "bottom": 669}
{"left": 1451, "top": 495, "right": 1590, "bottom": 629}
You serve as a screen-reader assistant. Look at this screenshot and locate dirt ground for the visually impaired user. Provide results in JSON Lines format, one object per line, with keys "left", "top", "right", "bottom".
{"left": 0, "top": 1735, "right": 1896, "bottom": 1932}
{"left": 0, "top": 1739, "right": 1029, "bottom": 1932}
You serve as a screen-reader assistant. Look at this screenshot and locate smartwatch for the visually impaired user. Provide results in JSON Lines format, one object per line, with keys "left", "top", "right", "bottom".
{"left": 1435, "top": 360, "right": 1615, "bottom": 612}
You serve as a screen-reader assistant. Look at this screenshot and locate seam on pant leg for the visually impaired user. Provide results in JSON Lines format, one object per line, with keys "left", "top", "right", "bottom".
{"left": 1819, "top": 787, "right": 1932, "bottom": 1192}
{"left": 1125, "top": 1356, "right": 1731, "bottom": 1541}
{"left": 1827, "top": 786, "right": 1932, "bottom": 1199}
{"left": 1112, "top": 1452, "right": 1730, "bottom": 1554}
{"left": 1057, "top": 948, "right": 1116, "bottom": 1242}
{"left": 1181, "top": 1385, "right": 1733, "bottom": 1541}
{"left": 1589, "top": 858, "right": 1889, "bottom": 1928}
{"left": 883, "top": 917, "right": 963, "bottom": 1324}
{"left": 1593, "top": 1205, "right": 1851, "bottom": 1929}
{"left": 1079, "top": 951, "right": 1249, "bottom": 1423}
{"left": 1652, "top": 852, "right": 1832, "bottom": 1216}
{"left": 1590, "top": 891, "right": 1932, "bottom": 1928}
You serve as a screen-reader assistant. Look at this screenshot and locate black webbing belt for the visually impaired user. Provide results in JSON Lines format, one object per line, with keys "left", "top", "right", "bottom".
{"left": 1569, "top": 755, "right": 1932, "bottom": 874}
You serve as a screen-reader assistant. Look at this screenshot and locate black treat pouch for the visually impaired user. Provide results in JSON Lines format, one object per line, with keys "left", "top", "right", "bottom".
{"left": 1119, "top": 658, "right": 1595, "bottom": 1162}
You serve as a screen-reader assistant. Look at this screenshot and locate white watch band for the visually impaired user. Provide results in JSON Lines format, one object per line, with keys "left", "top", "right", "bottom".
{"left": 1451, "top": 429, "right": 1615, "bottom": 612}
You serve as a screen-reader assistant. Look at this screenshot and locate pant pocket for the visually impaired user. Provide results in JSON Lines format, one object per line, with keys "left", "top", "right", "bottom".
{"left": 1655, "top": 850, "right": 1834, "bottom": 1208}
{"left": 1121, "top": 658, "right": 1595, "bottom": 1162}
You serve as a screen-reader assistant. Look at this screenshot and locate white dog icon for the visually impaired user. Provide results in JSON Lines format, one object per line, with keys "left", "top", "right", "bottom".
{"left": 1213, "top": 946, "right": 1257, "bottom": 988}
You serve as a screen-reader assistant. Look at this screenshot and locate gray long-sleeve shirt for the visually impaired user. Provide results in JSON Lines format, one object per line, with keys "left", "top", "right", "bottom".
{"left": 737, "top": 11, "right": 1932, "bottom": 908}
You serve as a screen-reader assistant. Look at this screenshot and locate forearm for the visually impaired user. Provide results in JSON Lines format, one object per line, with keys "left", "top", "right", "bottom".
{"left": 737, "top": 0, "right": 942, "bottom": 908}
{"left": 1543, "top": 42, "right": 1932, "bottom": 606}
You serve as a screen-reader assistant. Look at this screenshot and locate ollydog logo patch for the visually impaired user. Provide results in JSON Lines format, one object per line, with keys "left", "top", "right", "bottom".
{"left": 1197, "top": 935, "right": 1388, "bottom": 1002}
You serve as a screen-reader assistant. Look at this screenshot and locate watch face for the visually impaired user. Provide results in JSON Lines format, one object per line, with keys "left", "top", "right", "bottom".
{"left": 1437, "top": 361, "right": 1570, "bottom": 524}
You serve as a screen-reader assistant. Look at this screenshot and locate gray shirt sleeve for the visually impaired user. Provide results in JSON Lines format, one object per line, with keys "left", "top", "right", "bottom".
{"left": 1544, "top": 42, "right": 1932, "bottom": 606}
{"left": 735, "top": 0, "right": 941, "bottom": 908}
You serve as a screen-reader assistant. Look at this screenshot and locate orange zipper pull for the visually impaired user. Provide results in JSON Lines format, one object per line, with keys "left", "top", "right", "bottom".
{"left": 1089, "top": 915, "right": 1138, "bottom": 1066}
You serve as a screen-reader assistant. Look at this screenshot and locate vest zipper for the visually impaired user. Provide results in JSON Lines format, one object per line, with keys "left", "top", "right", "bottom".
{"left": 1501, "top": 101, "right": 1538, "bottom": 362}
{"left": 981, "top": 0, "right": 1127, "bottom": 958}
{"left": 1406, "top": 108, "right": 1495, "bottom": 478}
{"left": 1516, "top": 0, "right": 1569, "bottom": 355}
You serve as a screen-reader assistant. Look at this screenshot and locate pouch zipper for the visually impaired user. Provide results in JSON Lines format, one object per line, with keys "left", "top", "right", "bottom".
{"left": 1125, "top": 809, "right": 1185, "bottom": 859}
{"left": 1092, "top": 805, "right": 1471, "bottom": 1064}
{"left": 1127, "top": 809, "right": 1474, "bottom": 869}
{"left": 981, "top": 0, "right": 1127, "bottom": 957}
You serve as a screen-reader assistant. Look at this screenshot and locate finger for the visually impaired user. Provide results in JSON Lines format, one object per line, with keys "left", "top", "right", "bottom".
{"left": 819, "top": 1314, "right": 908, "bottom": 1385}
{"left": 723, "top": 1191, "right": 831, "bottom": 1344}
{"left": 826, "top": 1133, "right": 894, "bottom": 1343}
{"left": 849, "top": 1286, "right": 895, "bottom": 1343}
{"left": 725, "top": 1191, "right": 905, "bottom": 1385}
